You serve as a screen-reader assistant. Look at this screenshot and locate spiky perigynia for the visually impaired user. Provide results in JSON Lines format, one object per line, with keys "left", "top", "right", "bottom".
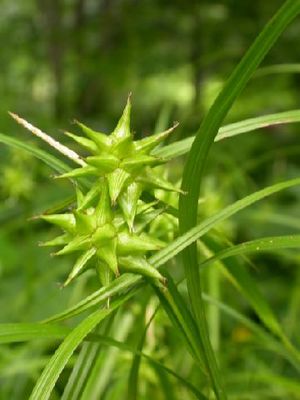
{"left": 59, "top": 95, "right": 180, "bottom": 231}
{"left": 40, "top": 179, "right": 165, "bottom": 287}
{"left": 12, "top": 96, "right": 180, "bottom": 288}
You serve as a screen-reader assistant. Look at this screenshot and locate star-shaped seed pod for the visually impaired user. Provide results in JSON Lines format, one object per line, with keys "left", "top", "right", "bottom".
{"left": 59, "top": 96, "right": 180, "bottom": 230}
{"left": 40, "top": 179, "right": 165, "bottom": 287}
{"left": 10, "top": 97, "right": 179, "bottom": 289}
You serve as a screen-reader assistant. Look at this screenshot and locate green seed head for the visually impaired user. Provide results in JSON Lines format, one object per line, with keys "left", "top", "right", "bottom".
{"left": 39, "top": 97, "right": 179, "bottom": 287}
{"left": 60, "top": 96, "right": 178, "bottom": 226}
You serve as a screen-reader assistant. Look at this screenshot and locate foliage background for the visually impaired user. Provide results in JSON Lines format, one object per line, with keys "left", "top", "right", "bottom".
{"left": 1, "top": 1, "right": 300, "bottom": 399}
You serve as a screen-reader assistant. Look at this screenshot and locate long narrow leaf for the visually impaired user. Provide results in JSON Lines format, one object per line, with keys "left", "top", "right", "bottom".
{"left": 29, "top": 293, "right": 131, "bottom": 400}
{"left": 0, "top": 133, "right": 70, "bottom": 174}
{"left": 42, "top": 274, "right": 141, "bottom": 324}
{"left": 178, "top": 3, "right": 300, "bottom": 399}
{"left": 43, "top": 177, "right": 300, "bottom": 325}
{"left": 0, "top": 323, "right": 69, "bottom": 344}
{"left": 202, "top": 294, "right": 300, "bottom": 371}
{"left": 154, "top": 177, "right": 300, "bottom": 268}
{"left": 155, "top": 109, "right": 300, "bottom": 159}
{"left": 200, "top": 235, "right": 300, "bottom": 269}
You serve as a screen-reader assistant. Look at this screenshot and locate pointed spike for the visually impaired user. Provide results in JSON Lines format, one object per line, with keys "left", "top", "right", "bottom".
{"left": 117, "top": 231, "right": 163, "bottom": 256}
{"left": 64, "top": 131, "right": 98, "bottom": 153}
{"left": 96, "top": 260, "right": 114, "bottom": 288}
{"left": 40, "top": 214, "right": 76, "bottom": 233}
{"left": 42, "top": 195, "right": 75, "bottom": 215}
{"left": 92, "top": 223, "right": 116, "bottom": 246}
{"left": 136, "top": 200, "right": 159, "bottom": 214}
{"left": 118, "top": 182, "right": 142, "bottom": 231}
{"left": 77, "top": 184, "right": 101, "bottom": 211}
{"left": 121, "top": 155, "right": 161, "bottom": 172}
{"left": 56, "top": 235, "right": 91, "bottom": 255}
{"left": 95, "top": 180, "right": 112, "bottom": 225}
{"left": 63, "top": 248, "right": 96, "bottom": 287}
{"left": 86, "top": 154, "right": 119, "bottom": 173}
{"left": 112, "top": 95, "right": 132, "bottom": 139}
{"left": 119, "top": 256, "right": 164, "bottom": 282}
{"left": 75, "top": 186, "right": 84, "bottom": 208}
{"left": 74, "top": 210, "right": 96, "bottom": 234}
{"left": 74, "top": 120, "right": 109, "bottom": 151}
{"left": 107, "top": 168, "right": 131, "bottom": 204}
{"left": 135, "top": 122, "right": 179, "bottom": 153}
{"left": 96, "top": 238, "right": 119, "bottom": 276}
{"left": 138, "top": 169, "right": 185, "bottom": 194}
{"left": 39, "top": 234, "right": 70, "bottom": 247}
{"left": 56, "top": 165, "right": 99, "bottom": 179}
{"left": 135, "top": 208, "right": 165, "bottom": 234}
{"left": 111, "top": 136, "right": 134, "bottom": 158}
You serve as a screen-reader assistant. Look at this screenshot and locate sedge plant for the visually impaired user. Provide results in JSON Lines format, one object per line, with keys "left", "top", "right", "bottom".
{"left": 1, "top": 1, "right": 300, "bottom": 399}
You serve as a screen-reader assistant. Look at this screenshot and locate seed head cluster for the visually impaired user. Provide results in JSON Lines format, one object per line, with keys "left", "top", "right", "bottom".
{"left": 39, "top": 97, "right": 179, "bottom": 287}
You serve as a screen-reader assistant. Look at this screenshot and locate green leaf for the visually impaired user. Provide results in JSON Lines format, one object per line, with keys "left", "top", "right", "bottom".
{"left": 0, "top": 132, "right": 70, "bottom": 174}
{"left": 154, "top": 177, "right": 300, "bottom": 268}
{"left": 200, "top": 234, "right": 300, "bottom": 269}
{"left": 179, "top": 3, "right": 300, "bottom": 398}
{"left": 202, "top": 294, "right": 300, "bottom": 371}
{"left": 29, "top": 292, "right": 131, "bottom": 400}
{"left": 41, "top": 274, "right": 141, "bottom": 324}
{"left": 0, "top": 323, "right": 69, "bottom": 344}
{"left": 127, "top": 304, "right": 152, "bottom": 400}
{"left": 152, "top": 272, "right": 206, "bottom": 371}
{"left": 61, "top": 316, "right": 115, "bottom": 400}
{"left": 43, "top": 178, "right": 300, "bottom": 324}
{"left": 155, "top": 109, "right": 300, "bottom": 159}
{"left": 201, "top": 236, "right": 282, "bottom": 339}
{"left": 255, "top": 63, "right": 300, "bottom": 77}
{"left": 80, "top": 314, "right": 132, "bottom": 400}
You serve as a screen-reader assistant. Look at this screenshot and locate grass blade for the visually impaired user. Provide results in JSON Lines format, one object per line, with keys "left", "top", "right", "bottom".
{"left": 61, "top": 316, "right": 115, "bottom": 400}
{"left": 81, "top": 313, "right": 133, "bottom": 400}
{"left": 255, "top": 63, "right": 300, "bottom": 77}
{"left": 200, "top": 235, "right": 300, "bottom": 269}
{"left": 41, "top": 274, "right": 141, "bottom": 323}
{"left": 0, "top": 133, "right": 70, "bottom": 174}
{"left": 155, "top": 109, "right": 300, "bottom": 159}
{"left": 29, "top": 292, "right": 131, "bottom": 400}
{"left": 154, "top": 177, "right": 300, "bottom": 268}
{"left": 42, "top": 177, "right": 300, "bottom": 325}
{"left": 201, "top": 236, "right": 283, "bottom": 339}
{"left": 0, "top": 323, "right": 69, "bottom": 344}
{"left": 202, "top": 294, "right": 300, "bottom": 371}
{"left": 178, "top": 3, "right": 300, "bottom": 399}
{"left": 85, "top": 330, "right": 208, "bottom": 399}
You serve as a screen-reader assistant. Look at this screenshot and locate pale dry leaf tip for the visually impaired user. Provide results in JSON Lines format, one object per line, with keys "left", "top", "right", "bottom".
{"left": 9, "top": 112, "right": 86, "bottom": 167}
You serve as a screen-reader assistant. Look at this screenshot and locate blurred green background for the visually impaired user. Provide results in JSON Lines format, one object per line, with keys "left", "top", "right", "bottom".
{"left": 1, "top": 1, "right": 300, "bottom": 398}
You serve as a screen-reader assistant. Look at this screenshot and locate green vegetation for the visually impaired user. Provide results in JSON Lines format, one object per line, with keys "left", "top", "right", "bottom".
{"left": 1, "top": 1, "right": 300, "bottom": 399}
